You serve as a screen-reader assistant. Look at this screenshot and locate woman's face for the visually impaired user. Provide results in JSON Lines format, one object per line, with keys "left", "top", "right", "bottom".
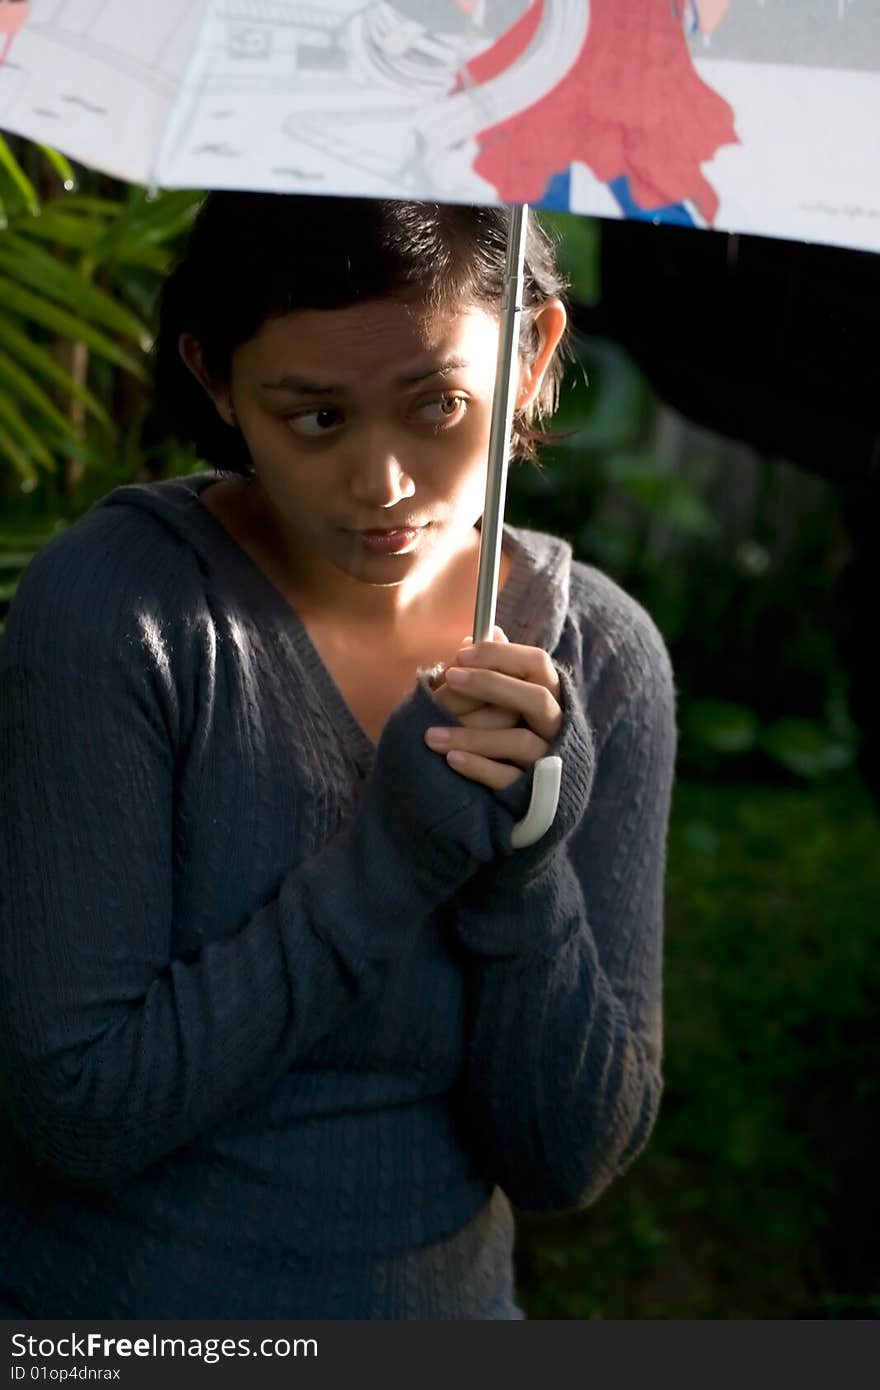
{"left": 184, "top": 294, "right": 564, "bottom": 592}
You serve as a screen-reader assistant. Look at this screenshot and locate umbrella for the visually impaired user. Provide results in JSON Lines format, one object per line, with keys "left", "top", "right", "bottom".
{"left": 1, "top": 2, "right": 876, "bottom": 246}
{"left": 2, "top": 0, "right": 878, "bottom": 845}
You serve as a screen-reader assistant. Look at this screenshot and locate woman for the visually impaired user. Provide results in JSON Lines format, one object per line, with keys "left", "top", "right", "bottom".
{"left": 0, "top": 195, "right": 676, "bottom": 1319}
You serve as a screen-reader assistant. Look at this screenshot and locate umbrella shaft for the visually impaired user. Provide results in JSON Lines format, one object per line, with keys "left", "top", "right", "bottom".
{"left": 473, "top": 203, "right": 529, "bottom": 644}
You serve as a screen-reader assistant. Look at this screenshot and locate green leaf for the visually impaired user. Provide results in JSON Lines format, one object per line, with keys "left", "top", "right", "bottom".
{"left": 0, "top": 390, "right": 57, "bottom": 471}
{"left": 0, "top": 234, "right": 147, "bottom": 340}
{"left": 604, "top": 454, "right": 719, "bottom": 537}
{"left": 36, "top": 145, "right": 78, "bottom": 192}
{"left": 576, "top": 520, "right": 635, "bottom": 571}
{"left": 21, "top": 211, "right": 106, "bottom": 252}
{"left": 54, "top": 196, "right": 123, "bottom": 220}
{"left": 0, "top": 419, "right": 38, "bottom": 483}
{"left": 0, "top": 528, "right": 58, "bottom": 549}
{"left": 0, "top": 280, "right": 145, "bottom": 378}
{"left": 0, "top": 351, "right": 82, "bottom": 440}
{"left": 91, "top": 190, "right": 203, "bottom": 263}
{"left": 0, "top": 135, "right": 39, "bottom": 216}
{"left": 539, "top": 212, "right": 600, "bottom": 306}
{"left": 0, "top": 551, "right": 39, "bottom": 571}
{"left": 684, "top": 700, "right": 759, "bottom": 755}
{"left": 553, "top": 338, "right": 651, "bottom": 450}
{"left": 116, "top": 243, "right": 174, "bottom": 272}
{"left": 758, "top": 719, "right": 855, "bottom": 780}
{"left": 0, "top": 317, "right": 110, "bottom": 424}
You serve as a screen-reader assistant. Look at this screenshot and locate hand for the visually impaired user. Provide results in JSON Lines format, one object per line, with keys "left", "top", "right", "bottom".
{"left": 430, "top": 626, "right": 520, "bottom": 730}
{"left": 425, "top": 630, "right": 564, "bottom": 790}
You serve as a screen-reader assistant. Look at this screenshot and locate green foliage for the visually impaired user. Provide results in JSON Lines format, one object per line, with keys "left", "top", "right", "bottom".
{"left": 757, "top": 717, "right": 855, "bottom": 780}
{"left": 0, "top": 139, "right": 201, "bottom": 493}
{"left": 539, "top": 211, "right": 601, "bottom": 306}
{"left": 0, "top": 520, "right": 64, "bottom": 634}
{"left": 517, "top": 772, "right": 880, "bottom": 1318}
{"left": 681, "top": 701, "right": 857, "bottom": 782}
{"left": 682, "top": 699, "right": 759, "bottom": 756}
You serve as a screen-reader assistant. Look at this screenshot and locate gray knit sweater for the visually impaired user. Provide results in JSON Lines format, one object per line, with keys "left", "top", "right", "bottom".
{"left": 0, "top": 471, "right": 676, "bottom": 1320}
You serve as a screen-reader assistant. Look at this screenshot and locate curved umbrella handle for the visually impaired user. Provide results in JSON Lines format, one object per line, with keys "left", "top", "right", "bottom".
{"left": 510, "top": 756, "right": 562, "bottom": 849}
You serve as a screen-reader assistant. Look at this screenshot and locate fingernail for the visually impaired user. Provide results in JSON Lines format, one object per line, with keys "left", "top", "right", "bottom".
{"left": 456, "top": 645, "right": 478, "bottom": 663}
{"left": 445, "top": 666, "right": 469, "bottom": 683}
{"left": 425, "top": 727, "right": 451, "bottom": 745}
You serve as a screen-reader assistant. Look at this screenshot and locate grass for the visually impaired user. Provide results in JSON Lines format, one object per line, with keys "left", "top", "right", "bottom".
{"left": 515, "top": 770, "right": 880, "bottom": 1318}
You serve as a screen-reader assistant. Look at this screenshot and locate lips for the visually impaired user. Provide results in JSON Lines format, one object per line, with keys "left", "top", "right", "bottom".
{"left": 352, "top": 525, "right": 425, "bottom": 534}
{"left": 347, "top": 525, "right": 426, "bottom": 554}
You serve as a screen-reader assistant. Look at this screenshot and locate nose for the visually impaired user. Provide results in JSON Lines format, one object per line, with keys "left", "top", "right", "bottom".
{"left": 346, "top": 426, "right": 415, "bottom": 513}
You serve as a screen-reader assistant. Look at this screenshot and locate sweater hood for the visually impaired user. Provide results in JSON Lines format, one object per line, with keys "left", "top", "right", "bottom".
{"left": 96, "top": 471, "right": 574, "bottom": 654}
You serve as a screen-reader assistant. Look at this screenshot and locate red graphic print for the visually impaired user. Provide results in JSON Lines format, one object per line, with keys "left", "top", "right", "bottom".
{"left": 0, "top": 0, "right": 29, "bottom": 67}
{"left": 463, "top": 0, "right": 739, "bottom": 223}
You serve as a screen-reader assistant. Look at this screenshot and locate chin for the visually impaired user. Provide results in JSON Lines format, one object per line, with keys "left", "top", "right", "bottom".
{"left": 331, "top": 545, "right": 409, "bottom": 582}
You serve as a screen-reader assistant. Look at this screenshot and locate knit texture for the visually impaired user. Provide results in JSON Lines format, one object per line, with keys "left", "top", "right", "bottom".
{"left": 0, "top": 471, "right": 677, "bottom": 1319}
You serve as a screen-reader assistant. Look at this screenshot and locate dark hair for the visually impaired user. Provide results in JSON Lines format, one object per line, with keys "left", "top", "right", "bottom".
{"left": 152, "top": 193, "right": 570, "bottom": 474}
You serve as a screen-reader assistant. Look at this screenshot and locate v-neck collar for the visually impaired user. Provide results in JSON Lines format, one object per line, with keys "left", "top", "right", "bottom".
{"left": 97, "top": 470, "right": 569, "bottom": 762}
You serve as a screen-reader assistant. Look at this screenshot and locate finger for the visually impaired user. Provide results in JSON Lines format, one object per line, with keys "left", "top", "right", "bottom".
{"left": 456, "top": 703, "right": 520, "bottom": 731}
{"left": 431, "top": 670, "right": 522, "bottom": 727}
{"left": 426, "top": 724, "right": 549, "bottom": 771}
{"left": 443, "top": 748, "right": 524, "bottom": 792}
{"left": 454, "top": 638, "right": 560, "bottom": 703}
{"left": 433, "top": 681, "right": 486, "bottom": 717}
{"left": 443, "top": 667, "right": 563, "bottom": 743}
{"left": 429, "top": 679, "right": 490, "bottom": 719}
{"left": 429, "top": 677, "right": 519, "bottom": 729}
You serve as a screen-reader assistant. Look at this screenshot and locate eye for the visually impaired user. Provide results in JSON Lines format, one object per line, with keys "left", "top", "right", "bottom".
{"left": 286, "top": 407, "right": 344, "bottom": 437}
{"left": 415, "top": 394, "right": 467, "bottom": 428}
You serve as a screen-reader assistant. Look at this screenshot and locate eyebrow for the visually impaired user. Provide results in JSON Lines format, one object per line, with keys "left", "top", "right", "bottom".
{"left": 261, "top": 357, "right": 470, "bottom": 394}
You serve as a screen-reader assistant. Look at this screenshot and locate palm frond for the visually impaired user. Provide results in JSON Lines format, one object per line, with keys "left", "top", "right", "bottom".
{"left": 0, "top": 135, "right": 39, "bottom": 216}
{"left": 0, "top": 350, "right": 85, "bottom": 440}
{"left": 0, "top": 390, "right": 59, "bottom": 472}
{"left": 0, "top": 278, "right": 146, "bottom": 377}
{"left": 0, "top": 141, "right": 203, "bottom": 490}
{"left": 0, "top": 317, "right": 110, "bottom": 425}
{"left": 0, "top": 235, "right": 148, "bottom": 341}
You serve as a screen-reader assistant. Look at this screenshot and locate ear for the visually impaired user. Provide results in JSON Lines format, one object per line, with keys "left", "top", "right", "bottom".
{"left": 516, "top": 298, "right": 567, "bottom": 411}
{"left": 179, "top": 333, "right": 237, "bottom": 428}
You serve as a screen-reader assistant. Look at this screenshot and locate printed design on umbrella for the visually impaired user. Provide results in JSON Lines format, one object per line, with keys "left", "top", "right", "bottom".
{"left": 685, "top": 1, "right": 732, "bottom": 35}
{"left": 0, "top": 0, "right": 30, "bottom": 67}
{"left": 459, "top": 0, "right": 740, "bottom": 226}
{"left": 262, "top": 2, "right": 738, "bottom": 222}
{"left": 269, "top": 3, "right": 585, "bottom": 196}
{"left": 263, "top": 3, "right": 538, "bottom": 190}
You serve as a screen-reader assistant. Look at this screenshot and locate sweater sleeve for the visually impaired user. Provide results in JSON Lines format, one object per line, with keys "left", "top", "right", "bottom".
{"left": 0, "top": 542, "right": 521, "bottom": 1198}
{"left": 447, "top": 605, "right": 677, "bottom": 1213}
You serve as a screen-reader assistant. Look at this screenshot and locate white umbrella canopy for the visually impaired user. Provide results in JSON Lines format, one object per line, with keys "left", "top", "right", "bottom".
{"left": 2, "top": 0, "right": 878, "bottom": 845}
{"left": 0, "top": 2, "right": 877, "bottom": 249}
